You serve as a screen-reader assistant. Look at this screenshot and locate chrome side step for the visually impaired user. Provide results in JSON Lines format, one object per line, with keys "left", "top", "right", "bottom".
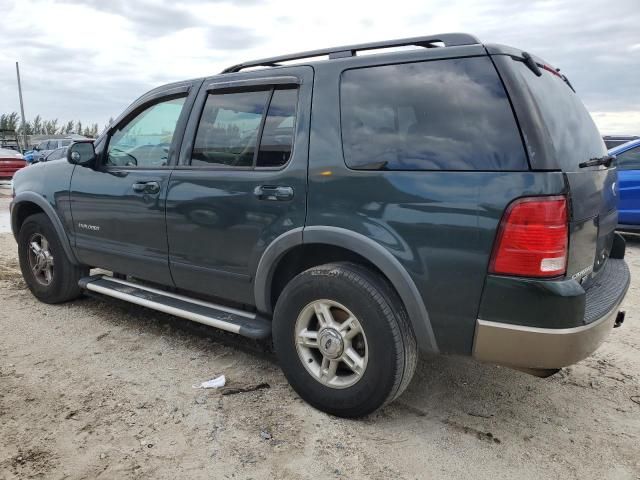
{"left": 79, "top": 275, "right": 271, "bottom": 339}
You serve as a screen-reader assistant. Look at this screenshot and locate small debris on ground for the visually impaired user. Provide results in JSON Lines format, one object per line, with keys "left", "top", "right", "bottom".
{"left": 192, "top": 375, "right": 226, "bottom": 389}
{"left": 221, "top": 382, "right": 270, "bottom": 396}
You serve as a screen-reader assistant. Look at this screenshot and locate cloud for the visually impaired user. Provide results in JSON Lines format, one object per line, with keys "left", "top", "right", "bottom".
{"left": 63, "top": 0, "right": 203, "bottom": 36}
{"left": 0, "top": 0, "right": 637, "bottom": 135}
{"left": 206, "top": 25, "right": 263, "bottom": 50}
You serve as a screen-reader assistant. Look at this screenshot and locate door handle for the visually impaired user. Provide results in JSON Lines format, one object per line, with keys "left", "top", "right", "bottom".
{"left": 253, "top": 185, "right": 294, "bottom": 201}
{"left": 132, "top": 181, "right": 160, "bottom": 194}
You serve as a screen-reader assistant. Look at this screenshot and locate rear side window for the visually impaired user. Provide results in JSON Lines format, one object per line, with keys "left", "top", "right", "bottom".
{"left": 257, "top": 89, "right": 297, "bottom": 167}
{"left": 191, "top": 87, "right": 298, "bottom": 168}
{"left": 192, "top": 90, "right": 268, "bottom": 167}
{"left": 616, "top": 146, "right": 640, "bottom": 171}
{"left": 511, "top": 61, "right": 606, "bottom": 171}
{"left": 340, "top": 56, "right": 527, "bottom": 171}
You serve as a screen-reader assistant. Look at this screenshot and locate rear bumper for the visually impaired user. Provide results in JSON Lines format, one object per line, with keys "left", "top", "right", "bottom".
{"left": 473, "top": 303, "right": 623, "bottom": 370}
{"left": 473, "top": 258, "right": 630, "bottom": 370}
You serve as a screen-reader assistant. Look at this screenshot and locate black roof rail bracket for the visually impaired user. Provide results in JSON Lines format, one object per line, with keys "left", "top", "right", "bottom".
{"left": 328, "top": 50, "right": 354, "bottom": 59}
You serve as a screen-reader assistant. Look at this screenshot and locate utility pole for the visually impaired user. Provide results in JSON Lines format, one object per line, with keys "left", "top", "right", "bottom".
{"left": 15, "top": 62, "right": 28, "bottom": 151}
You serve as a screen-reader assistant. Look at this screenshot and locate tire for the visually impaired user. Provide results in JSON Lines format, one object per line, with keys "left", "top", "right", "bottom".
{"left": 18, "top": 213, "right": 88, "bottom": 304}
{"left": 272, "top": 262, "right": 417, "bottom": 418}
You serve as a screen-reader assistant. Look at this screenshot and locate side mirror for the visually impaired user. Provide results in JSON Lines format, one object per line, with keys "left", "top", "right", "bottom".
{"left": 67, "top": 141, "right": 96, "bottom": 166}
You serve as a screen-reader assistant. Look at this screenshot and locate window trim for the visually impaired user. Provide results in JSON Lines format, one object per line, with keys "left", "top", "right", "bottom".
{"left": 207, "top": 75, "right": 300, "bottom": 92}
{"left": 181, "top": 85, "right": 299, "bottom": 172}
{"left": 337, "top": 55, "right": 530, "bottom": 173}
{"left": 101, "top": 92, "right": 189, "bottom": 171}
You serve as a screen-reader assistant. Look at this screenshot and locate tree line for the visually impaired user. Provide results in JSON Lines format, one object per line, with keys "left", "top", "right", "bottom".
{"left": 1, "top": 111, "right": 103, "bottom": 138}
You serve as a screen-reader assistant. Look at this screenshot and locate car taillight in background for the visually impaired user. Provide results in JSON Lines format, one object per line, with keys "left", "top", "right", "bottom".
{"left": 489, "top": 196, "right": 568, "bottom": 278}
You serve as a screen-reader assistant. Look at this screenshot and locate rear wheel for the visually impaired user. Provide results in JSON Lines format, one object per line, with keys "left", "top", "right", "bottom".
{"left": 18, "top": 213, "right": 88, "bottom": 303}
{"left": 272, "top": 262, "right": 417, "bottom": 418}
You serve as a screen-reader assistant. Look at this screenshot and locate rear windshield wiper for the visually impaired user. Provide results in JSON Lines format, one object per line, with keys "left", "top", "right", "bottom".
{"left": 579, "top": 155, "right": 615, "bottom": 168}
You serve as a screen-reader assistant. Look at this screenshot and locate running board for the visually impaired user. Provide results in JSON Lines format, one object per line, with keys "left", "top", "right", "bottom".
{"left": 79, "top": 275, "right": 271, "bottom": 339}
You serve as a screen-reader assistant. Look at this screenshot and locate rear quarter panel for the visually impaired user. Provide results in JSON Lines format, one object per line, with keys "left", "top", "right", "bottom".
{"left": 307, "top": 57, "right": 566, "bottom": 354}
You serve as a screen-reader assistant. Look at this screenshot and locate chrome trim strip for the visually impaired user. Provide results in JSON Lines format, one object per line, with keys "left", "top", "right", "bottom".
{"left": 85, "top": 282, "right": 242, "bottom": 334}
{"left": 98, "top": 275, "right": 255, "bottom": 319}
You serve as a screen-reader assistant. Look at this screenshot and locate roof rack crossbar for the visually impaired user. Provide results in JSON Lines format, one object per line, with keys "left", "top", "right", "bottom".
{"left": 221, "top": 32, "right": 480, "bottom": 73}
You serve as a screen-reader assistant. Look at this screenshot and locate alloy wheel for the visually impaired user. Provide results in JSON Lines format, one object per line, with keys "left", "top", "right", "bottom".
{"left": 294, "top": 299, "right": 369, "bottom": 389}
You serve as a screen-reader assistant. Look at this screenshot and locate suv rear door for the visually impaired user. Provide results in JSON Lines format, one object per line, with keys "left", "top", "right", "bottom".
{"left": 166, "top": 66, "right": 312, "bottom": 305}
{"left": 491, "top": 49, "right": 617, "bottom": 284}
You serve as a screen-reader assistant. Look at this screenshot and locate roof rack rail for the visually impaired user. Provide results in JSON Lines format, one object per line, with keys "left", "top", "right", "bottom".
{"left": 221, "top": 32, "right": 480, "bottom": 73}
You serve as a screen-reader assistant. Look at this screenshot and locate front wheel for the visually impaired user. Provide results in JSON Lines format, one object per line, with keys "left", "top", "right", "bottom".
{"left": 18, "top": 213, "right": 88, "bottom": 304}
{"left": 272, "top": 262, "right": 417, "bottom": 418}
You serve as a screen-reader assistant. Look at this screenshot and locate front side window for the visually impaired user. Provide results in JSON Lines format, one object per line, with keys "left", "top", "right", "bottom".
{"left": 191, "top": 87, "right": 298, "bottom": 168}
{"left": 340, "top": 57, "right": 528, "bottom": 171}
{"left": 106, "top": 96, "right": 186, "bottom": 168}
{"left": 616, "top": 146, "right": 640, "bottom": 171}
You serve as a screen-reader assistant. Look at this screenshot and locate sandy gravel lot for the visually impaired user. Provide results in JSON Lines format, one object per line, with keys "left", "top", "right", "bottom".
{"left": 1, "top": 228, "right": 639, "bottom": 479}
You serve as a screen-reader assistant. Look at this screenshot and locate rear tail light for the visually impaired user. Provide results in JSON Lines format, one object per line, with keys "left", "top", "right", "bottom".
{"left": 489, "top": 196, "right": 568, "bottom": 278}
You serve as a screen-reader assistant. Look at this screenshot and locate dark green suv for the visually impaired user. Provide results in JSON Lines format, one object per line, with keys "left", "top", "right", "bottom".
{"left": 10, "top": 33, "right": 630, "bottom": 417}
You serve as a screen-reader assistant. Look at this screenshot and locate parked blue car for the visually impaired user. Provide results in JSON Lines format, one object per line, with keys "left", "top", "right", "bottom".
{"left": 610, "top": 138, "right": 640, "bottom": 231}
{"left": 23, "top": 150, "right": 36, "bottom": 164}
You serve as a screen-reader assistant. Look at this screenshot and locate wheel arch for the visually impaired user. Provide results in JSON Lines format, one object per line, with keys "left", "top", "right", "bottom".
{"left": 11, "top": 192, "right": 80, "bottom": 265}
{"left": 254, "top": 226, "right": 438, "bottom": 353}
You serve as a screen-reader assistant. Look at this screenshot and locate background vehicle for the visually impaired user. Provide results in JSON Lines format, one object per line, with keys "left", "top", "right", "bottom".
{"left": 9, "top": 33, "right": 630, "bottom": 417}
{"left": 610, "top": 138, "right": 640, "bottom": 231}
{"left": 38, "top": 146, "right": 69, "bottom": 164}
{"left": 0, "top": 147, "right": 26, "bottom": 178}
{"left": 0, "top": 129, "right": 22, "bottom": 152}
{"left": 31, "top": 138, "right": 74, "bottom": 163}
{"left": 604, "top": 135, "right": 639, "bottom": 149}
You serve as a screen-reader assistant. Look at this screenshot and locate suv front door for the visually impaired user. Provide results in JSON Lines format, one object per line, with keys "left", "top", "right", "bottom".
{"left": 166, "top": 67, "right": 312, "bottom": 305}
{"left": 70, "top": 83, "right": 197, "bottom": 284}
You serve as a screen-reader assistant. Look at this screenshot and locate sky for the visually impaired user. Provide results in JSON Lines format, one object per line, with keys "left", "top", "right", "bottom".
{"left": 0, "top": 0, "right": 638, "bottom": 134}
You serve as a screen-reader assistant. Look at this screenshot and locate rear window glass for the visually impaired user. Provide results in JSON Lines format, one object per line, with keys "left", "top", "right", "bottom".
{"left": 511, "top": 61, "right": 606, "bottom": 170}
{"left": 340, "top": 56, "right": 527, "bottom": 171}
{"left": 192, "top": 87, "right": 298, "bottom": 168}
{"left": 256, "top": 88, "right": 297, "bottom": 168}
{"left": 192, "top": 90, "right": 269, "bottom": 168}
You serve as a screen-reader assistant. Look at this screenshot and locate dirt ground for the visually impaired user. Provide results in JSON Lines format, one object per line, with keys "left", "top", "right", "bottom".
{"left": 1, "top": 228, "right": 639, "bottom": 479}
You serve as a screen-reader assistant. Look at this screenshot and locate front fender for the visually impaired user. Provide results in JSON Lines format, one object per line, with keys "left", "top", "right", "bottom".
{"left": 11, "top": 192, "right": 80, "bottom": 265}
